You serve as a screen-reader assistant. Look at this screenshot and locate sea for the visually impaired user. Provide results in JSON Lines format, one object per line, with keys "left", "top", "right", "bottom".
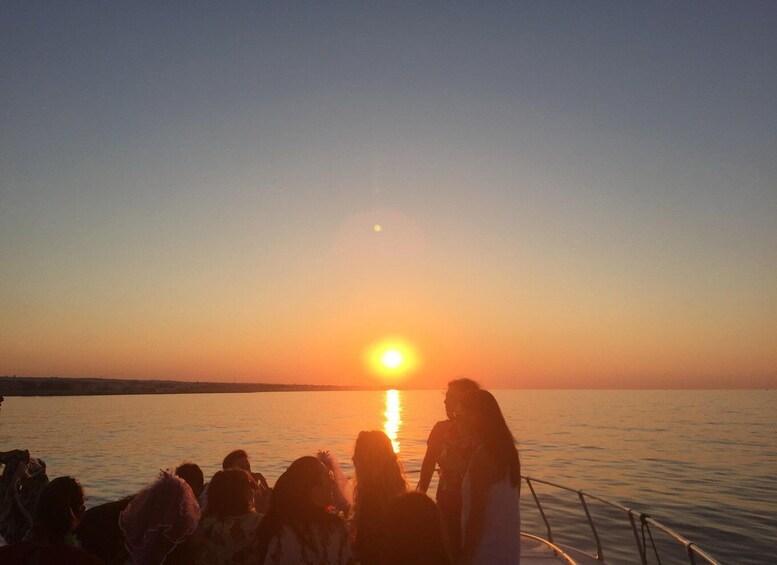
{"left": 1, "top": 389, "right": 774, "bottom": 564}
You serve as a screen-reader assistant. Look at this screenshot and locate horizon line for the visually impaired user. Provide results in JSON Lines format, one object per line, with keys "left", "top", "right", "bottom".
{"left": 1, "top": 374, "right": 773, "bottom": 392}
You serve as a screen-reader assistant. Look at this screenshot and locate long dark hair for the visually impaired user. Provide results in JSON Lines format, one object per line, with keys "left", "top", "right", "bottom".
{"left": 352, "top": 431, "right": 407, "bottom": 564}
{"left": 382, "top": 492, "right": 452, "bottom": 565}
{"left": 352, "top": 431, "right": 407, "bottom": 525}
{"left": 33, "top": 476, "right": 85, "bottom": 540}
{"left": 205, "top": 468, "right": 255, "bottom": 519}
{"left": 256, "top": 456, "right": 343, "bottom": 561}
{"left": 462, "top": 390, "right": 521, "bottom": 487}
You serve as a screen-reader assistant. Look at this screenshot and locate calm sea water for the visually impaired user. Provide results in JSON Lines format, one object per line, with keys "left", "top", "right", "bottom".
{"left": 1, "top": 390, "right": 774, "bottom": 564}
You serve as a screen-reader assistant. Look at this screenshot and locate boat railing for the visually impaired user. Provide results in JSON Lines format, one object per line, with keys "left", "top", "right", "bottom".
{"left": 522, "top": 475, "right": 721, "bottom": 565}
{"left": 520, "top": 532, "right": 577, "bottom": 564}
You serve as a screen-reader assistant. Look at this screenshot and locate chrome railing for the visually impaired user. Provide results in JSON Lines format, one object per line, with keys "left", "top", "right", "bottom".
{"left": 522, "top": 475, "right": 721, "bottom": 565}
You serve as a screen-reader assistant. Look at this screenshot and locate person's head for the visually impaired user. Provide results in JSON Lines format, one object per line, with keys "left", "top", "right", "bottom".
{"left": 33, "top": 476, "right": 86, "bottom": 540}
{"left": 270, "top": 456, "right": 334, "bottom": 519}
{"left": 459, "top": 390, "right": 521, "bottom": 486}
{"left": 119, "top": 472, "right": 200, "bottom": 565}
{"left": 384, "top": 492, "right": 452, "bottom": 565}
{"left": 352, "top": 431, "right": 404, "bottom": 483}
{"left": 458, "top": 389, "right": 501, "bottom": 439}
{"left": 76, "top": 495, "right": 134, "bottom": 562}
{"left": 205, "top": 468, "right": 256, "bottom": 519}
{"left": 257, "top": 457, "right": 340, "bottom": 563}
{"left": 222, "top": 449, "right": 251, "bottom": 472}
{"left": 352, "top": 430, "right": 407, "bottom": 520}
{"left": 445, "top": 377, "right": 480, "bottom": 420}
{"left": 175, "top": 462, "right": 204, "bottom": 499}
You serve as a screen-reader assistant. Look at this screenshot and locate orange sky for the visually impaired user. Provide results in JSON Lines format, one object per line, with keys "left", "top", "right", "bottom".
{"left": 1, "top": 4, "right": 776, "bottom": 388}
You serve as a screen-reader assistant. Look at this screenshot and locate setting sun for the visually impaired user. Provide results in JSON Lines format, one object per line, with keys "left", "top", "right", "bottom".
{"left": 366, "top": 339, "right": 419, "bottom": 381}
{"left": 381, "top": 349, "right": 404, "bottom": 369}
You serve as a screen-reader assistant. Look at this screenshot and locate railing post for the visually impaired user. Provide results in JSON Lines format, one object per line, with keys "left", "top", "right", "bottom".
{"left": 628, "top": 510, "right": 648, "bottom": 565}
{"left": 578, "top": 490, "right": 604, "bottom": 561}
{"left": 687, "top": 543, "right": 698, "bottom": 565}
{"left": 517, "top": 475, "right": 719, "bottom": 565}
{"left": 526, "top": 477, "right": 554, "bottom": 544}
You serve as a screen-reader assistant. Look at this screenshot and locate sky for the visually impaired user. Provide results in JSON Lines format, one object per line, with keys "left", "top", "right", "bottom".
{"left": 1, "top": 2, "right": 775, "bottom": 389}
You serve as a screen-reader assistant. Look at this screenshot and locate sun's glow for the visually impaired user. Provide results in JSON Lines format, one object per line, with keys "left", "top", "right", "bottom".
{"left": 381, "top": 349, "right": 404, "bottom": 369}
{"left": 383, "top": 389, "right": 402, "bottom": 452}
{"left": 365, "top": 338, "right": 419, "bottom": 382}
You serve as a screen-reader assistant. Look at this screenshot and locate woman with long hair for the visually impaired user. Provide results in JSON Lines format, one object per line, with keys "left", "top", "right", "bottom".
{"left": 458, "top": 390, "right": 521, "bottom": 564}
{"left": 256, "top": 456, "right": 352, "bottom": 565}
{"left": 195, "top": 468, "right": 262, "bottom": 564}
{"left": 351, "top": 430, "right": 407, "bottom": 565}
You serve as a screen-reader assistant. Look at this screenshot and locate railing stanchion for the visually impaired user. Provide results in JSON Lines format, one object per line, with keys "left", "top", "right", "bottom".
{"left": 526, "top": 476, "right": 554, "bottom": 544}
{"left": 629, "top": 510, "right": 648, "bottom": 565}
{"left": 687, "top": 543, "right": 698, "bottom": 565}
{"left": 578, "top": 491, "right": 604, "bottom": 561}
{"left": 515, "top": 475, "right": 719, "bottom": 565}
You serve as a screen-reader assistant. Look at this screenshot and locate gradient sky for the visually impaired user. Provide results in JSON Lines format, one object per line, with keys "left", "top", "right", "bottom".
{"left": 2, "top": 2, "right": 775, "bottom": 388}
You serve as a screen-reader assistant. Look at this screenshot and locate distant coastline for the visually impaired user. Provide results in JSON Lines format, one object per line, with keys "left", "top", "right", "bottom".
{"left": 0, "top": 376, "right": 381, "bottom": 397}
{"left": 1, "top": 375, "right": 774, "bottom": 395}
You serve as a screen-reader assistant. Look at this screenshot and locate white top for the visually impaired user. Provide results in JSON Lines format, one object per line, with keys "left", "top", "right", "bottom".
{"left": 462, "top": 448, "right": 521, "bottom": 564}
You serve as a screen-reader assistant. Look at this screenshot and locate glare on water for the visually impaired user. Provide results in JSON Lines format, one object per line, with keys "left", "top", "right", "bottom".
{"left": 383, "top": 389, "right": 402, "bottom": 453}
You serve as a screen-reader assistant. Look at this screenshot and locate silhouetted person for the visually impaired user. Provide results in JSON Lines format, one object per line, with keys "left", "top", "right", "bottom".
{"left": 417, "top": 378, "right": 480, "bottom": 557}
{"left": 175, "top": 462, "right": 205, "bottom": 500}
{"left": 257, "top": 456, "right": 353, "bottom": 564}
{"left": 0, "top": 476, "right": 102, "bottom": 564}
{"left": 458, "top": 390, "right": 521, "bottom": 565}
{"left": 382, "top": 491, "right": 453, "bottom": 565}
{"left": 201, "top": 449, "right": 271, "bottom": 514}
{"left": 196, "top": 468, "right": 262, "bottom": 564}
{"left": 223, "top": 449, "right": 270, "bottom": 491}
{"left": 76, "top": 495, "right": 134, "bottom": 564}
{"left": 351, "top": 431, "right": 407, "bottom": 565}
{"left": 119, "top": 472, "right": 200, "bottom": 565}
{"left": 0, "top": 450, "right": 48, "bottom": 544}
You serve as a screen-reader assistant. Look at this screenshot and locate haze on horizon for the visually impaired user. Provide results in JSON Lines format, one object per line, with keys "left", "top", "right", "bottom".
{"left": 1, "top": 3, "right": 775, "bottom": 389}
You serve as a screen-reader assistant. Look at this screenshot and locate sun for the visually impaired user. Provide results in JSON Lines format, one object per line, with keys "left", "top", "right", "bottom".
{"left": 365, "top": 339, "right": 419, "bottom": 382}
{"left": 381, "top": 349, "right": 404, "bottom": 370}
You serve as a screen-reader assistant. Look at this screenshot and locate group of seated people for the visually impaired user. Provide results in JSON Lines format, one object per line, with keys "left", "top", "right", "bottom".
{"left": 0, "top": 384, "right": 522, "bottom": 565}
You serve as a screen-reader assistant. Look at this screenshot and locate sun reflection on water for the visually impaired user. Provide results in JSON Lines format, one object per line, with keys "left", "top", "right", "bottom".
{"left": 383, "top": 389, "right": 402, "bottom": 453}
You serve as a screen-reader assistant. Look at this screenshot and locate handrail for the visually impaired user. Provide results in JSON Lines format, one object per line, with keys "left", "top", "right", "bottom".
{"left": 520, "top": 532, "right": 577, "bottom": 564}
{"left": 522, "top": 475, "right": 721, "bottom": 565}
{"left": 410, "top": 468, "right": 719, "bottom": 564}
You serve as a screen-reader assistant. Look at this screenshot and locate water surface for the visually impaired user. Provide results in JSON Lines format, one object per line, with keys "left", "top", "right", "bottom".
{"left": 1, "top": 390, "right": 774, "bottom": 563}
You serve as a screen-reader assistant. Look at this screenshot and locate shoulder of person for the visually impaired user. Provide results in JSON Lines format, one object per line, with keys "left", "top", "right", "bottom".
{"left": 429, "top": 419, "right": 451, "bottom": 438}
